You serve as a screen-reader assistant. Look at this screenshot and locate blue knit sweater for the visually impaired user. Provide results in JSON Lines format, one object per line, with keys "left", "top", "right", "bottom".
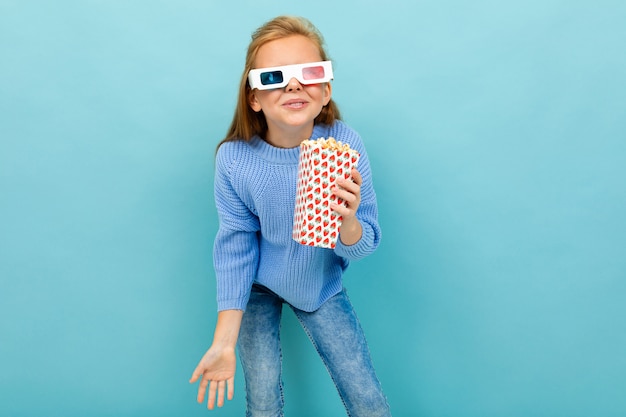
{"left": 213, "top": 120, "right": 381, "bottom": 312}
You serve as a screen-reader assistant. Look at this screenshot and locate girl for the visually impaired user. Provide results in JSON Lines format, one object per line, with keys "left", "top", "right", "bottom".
{"left": 190, "top": 15, "right": 391, "bottom": 417}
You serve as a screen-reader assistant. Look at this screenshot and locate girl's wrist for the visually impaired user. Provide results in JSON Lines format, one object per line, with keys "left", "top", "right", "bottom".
{"left": 212, "top": 309, "right": 244, "bottom": 348}
{"left": 339, "top": 217, "right": 362, "bottom": 245}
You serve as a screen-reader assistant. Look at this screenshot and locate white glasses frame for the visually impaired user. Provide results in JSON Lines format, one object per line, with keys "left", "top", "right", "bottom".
{"left": 248, "top": 61, "right": 334, "bottom": 90}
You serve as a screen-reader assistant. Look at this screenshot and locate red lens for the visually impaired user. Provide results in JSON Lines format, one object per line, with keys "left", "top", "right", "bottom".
{"left": 302, "top": 65, "right": 325, "bottom": 81}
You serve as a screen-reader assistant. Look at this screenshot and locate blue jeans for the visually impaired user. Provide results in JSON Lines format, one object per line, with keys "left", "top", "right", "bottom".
{"left": 238, "top": 284, "right": 391, "bottom": 417}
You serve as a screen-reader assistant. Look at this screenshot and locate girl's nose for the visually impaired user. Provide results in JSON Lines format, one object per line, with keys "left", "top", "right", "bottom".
{"left": 285, "top": 77, "right": 302, "bottom": 92}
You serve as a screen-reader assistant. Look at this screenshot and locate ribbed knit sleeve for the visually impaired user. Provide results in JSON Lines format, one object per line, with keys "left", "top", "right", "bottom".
{"left": 213, "top": 144, "right": 261, "bottom": 311}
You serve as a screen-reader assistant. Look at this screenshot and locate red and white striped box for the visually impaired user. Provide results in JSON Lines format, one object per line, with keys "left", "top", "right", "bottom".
{"left": 292, "top": 137, "right": 360, "bottom": 248}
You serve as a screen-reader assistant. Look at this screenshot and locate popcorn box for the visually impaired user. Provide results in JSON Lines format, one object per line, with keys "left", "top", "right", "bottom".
{"left": 293, "top": 137, "right": 360, "bottom": 248}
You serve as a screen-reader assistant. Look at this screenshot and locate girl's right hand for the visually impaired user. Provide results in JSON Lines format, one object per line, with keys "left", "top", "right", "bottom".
{"left": 189, "top": 344, "right": 237, "bottom": 409}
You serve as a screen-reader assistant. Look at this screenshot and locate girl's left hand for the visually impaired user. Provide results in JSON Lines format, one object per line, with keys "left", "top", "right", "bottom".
{"left": 331, "top": 168, "right": 363, "bottom": 245}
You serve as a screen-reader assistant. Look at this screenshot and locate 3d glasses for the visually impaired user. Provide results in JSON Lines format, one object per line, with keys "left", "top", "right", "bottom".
{"left": 248, "top": 61, "right": 333, "bottom": 90}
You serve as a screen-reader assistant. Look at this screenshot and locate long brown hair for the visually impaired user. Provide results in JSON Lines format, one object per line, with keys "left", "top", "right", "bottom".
{"left": 218, "top": 16, "right": 341, "bottom": 149}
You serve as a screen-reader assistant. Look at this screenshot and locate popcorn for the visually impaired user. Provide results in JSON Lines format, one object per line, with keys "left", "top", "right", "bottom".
{"left": 292, "top": 137, "right": 360, "bottom": 248}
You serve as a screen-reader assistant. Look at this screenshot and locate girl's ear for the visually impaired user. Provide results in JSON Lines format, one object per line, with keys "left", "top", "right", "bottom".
{"left": 249, "top": 90, "right": 262, "bottom": 112}
{"left": 323, "top": 82, "right": 332, "bottom": 106}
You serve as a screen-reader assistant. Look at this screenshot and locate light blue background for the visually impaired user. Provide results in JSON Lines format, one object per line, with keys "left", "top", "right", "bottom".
{"left": 1, "top": 1, "right": 625, "bottom": 416}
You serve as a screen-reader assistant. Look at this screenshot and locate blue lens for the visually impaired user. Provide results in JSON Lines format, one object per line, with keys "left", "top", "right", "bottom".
{"left": 260, "top": 71, "right": 283, "bottom": 85}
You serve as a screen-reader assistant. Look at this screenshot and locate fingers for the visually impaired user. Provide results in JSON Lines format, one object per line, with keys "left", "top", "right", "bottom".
{"left": 194, "top": 375, "right": 233, "bottom": 410}
{"left": 207, "top": 380, "right": 217, "bottom": 409}
{"left": 227, "top": 377, "right": 235, "bottom": 401}
{"left": 216, "top": 381, "right": 225, "bottom": 408}
{"left": 189, "top": 366, "right": 203, "bottom": 384}
{"left": 350, "top": 168, "right": 362, "bottom": 186}
{"left": 207, "top": 379, "right": 232, "bottom": 409}
{"left": 336, "top": 168, "right": 362, "bottom": 189}
{"left": 332, "top": 169, "right": 361, "bottom": 214}
{"left": 196, "top": 374, "right": 209, "bottom": 404}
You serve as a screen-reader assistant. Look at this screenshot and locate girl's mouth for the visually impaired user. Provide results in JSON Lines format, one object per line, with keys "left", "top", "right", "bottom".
{"left": 283, "top": 100, "right": 307, "bottom": 109}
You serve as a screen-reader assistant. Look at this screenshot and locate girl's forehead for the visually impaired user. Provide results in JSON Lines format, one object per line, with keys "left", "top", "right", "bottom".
{"left": 254, "top": 35, "right": 322, "bottom": 68}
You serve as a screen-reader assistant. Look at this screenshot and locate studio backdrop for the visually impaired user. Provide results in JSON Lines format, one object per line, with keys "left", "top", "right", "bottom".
{"left": 1, "top": 1, "right": 625, "bottom": 416}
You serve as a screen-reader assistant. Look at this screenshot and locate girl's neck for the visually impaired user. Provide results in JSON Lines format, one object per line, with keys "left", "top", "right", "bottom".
{"left": 264, "top": 135, "right": 308, "bottom": 149}
{"left": 265, "top": 125, "right": 313, "bottom": 149}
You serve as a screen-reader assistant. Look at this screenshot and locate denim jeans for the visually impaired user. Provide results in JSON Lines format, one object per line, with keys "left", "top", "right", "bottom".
{"left": 238, "top": 284, "right": 391, "bottom": 417}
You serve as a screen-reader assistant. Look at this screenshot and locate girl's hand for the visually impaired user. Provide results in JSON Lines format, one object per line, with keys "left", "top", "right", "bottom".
{"left": 189, "top": 344, "right": 237, "bottom": 409}
{"left": 331, "top": 168, "right": 363, "bottom": 245}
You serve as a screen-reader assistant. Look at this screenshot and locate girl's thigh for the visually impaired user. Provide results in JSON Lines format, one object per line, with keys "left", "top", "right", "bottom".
{"left": 292, "top": 289, "right": 391, "bottom": 416}
{"left": 238, "top": 285, "right": 285, "bottom": 413}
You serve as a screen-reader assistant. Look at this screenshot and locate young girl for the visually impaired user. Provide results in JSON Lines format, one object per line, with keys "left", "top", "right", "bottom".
{"left": 190, "top": 15, "right": 391, "bottom": 417}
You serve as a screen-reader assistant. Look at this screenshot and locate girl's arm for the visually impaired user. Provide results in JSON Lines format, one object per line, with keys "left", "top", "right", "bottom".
{"left": 189, "top": 309, "right": 244, "bottom": 409}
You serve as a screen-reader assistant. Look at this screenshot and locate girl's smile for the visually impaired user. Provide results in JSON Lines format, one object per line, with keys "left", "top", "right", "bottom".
{"left": 282, "top": 98, "right": 308, "bottom": 109}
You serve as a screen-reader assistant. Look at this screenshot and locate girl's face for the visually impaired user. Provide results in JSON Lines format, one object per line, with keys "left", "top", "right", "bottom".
{"left": 249, "top": 35, "right": 332, "bottom": 148}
